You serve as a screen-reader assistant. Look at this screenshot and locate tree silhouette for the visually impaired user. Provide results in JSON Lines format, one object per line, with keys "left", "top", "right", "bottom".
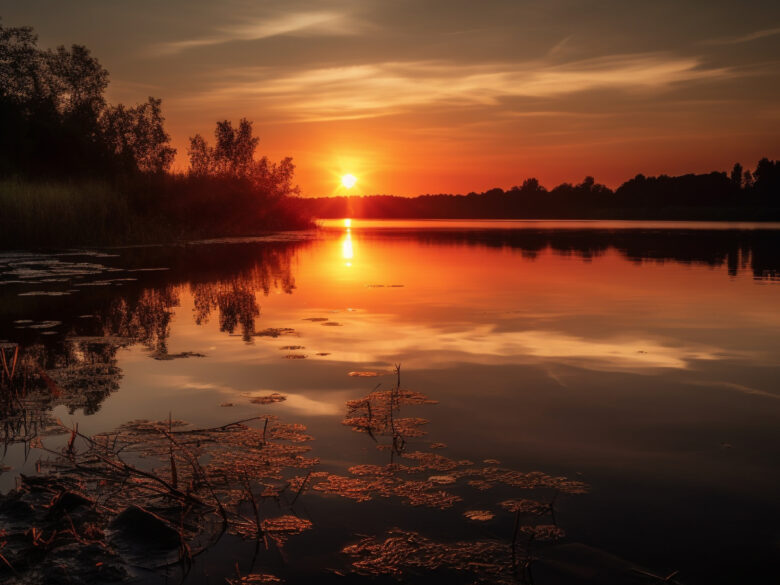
{"left": 188, "top": 118, "right": 259, "bottom": 178}
{"left": 101, "top": 97, "right": 175, "bottom": 174}
{"left": 731, "top": 163, "right": 743, "bottom": 188}
{"left": 0, "top": 21, "right": 174, "bottom": 178}
{"left": 753, "top": 158, "right": 780, "bottom": 202}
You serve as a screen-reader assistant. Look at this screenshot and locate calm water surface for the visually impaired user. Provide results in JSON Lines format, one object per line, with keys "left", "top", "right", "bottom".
{"left": 1, "top": 220, "right": 779, "bottom": 584}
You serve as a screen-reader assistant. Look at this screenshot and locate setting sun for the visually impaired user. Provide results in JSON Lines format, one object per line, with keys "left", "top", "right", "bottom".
{"left": 341, "top": 174, "right": 357, "bottom": 189}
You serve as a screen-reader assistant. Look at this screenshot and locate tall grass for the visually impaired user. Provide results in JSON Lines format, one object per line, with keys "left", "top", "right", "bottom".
{"left": 0, "top": 178, "right": 139, "bottom": 247}
{"left": 0, "top": 177, "right": 313, "bottom": 248}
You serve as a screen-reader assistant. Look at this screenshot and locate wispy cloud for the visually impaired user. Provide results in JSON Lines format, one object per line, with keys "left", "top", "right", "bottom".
{"left": 155, "top": 11, "right": 363, "bottom": 55}
{"left": 688, "top": 380, "right": 780, "bottom": 400}
{"left": 702, "top": 26, "right": 780, "bottom": 45}
{"left": 186, "top": 53, "right": 735, "bottom": 122}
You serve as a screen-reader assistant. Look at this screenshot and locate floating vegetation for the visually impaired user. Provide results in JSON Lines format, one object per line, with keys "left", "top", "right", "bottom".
{"left": 499, "top": 498, "right": 551, "bottom": 515}
{"left": 343, "top": 529, "right": 511, "bottom": 580}
{"left": 249, "top": 393, "right": 287, "bottom": 404}
{"left": 17, "top": 291, "right": 71, "bottom": 296}
{"left": 464, "top": 509, "right": 495, "bottom": 521}
{"left": 279, "top": 345, "right": 305, "bottom": 350}
{"left": 284, "top": 354, "right": 307, "bottom": 359}
{"left": 519, "top": 524, "right": 566, "bottom": 541}
{"left": 2, "top": 258, "right": 111, "bottom": 281}
{"left": 260, "top": 515, "right": 313, "bottom": 546}
{"left": 300, "top": 365, "right": 586, "bottom": 544}
{"left": 0, "top": 475, "right": 131, "bottom": 584}
{"left": 304, "top": 467, "right": 456, "bottom": 508}
{"left": 0, "top": 341, "right": 590, "bottom": 585}
{"left": 342, "top": 367, "right": 437, "bottom": 447}
{"left": 302, "top": 317, "right": 328, "bottom": 322}
{"left": 347, "top": 371, "right": 383, "bottom": 377}
{"left": 312, "top": 366, "right": 589, "bottom": 582}
{"left": 321, "top": 322, "right": 342, "bottom": 327}
{"left": 227, "top": 574, "right": 282, "bottom": 584}
{"left": 315, "top": 352, "right": 331, "bottom": 356}
{"left": 79, "top": 280, "right": 119, "bottom": 287}
{"left": 0, "top": 414, "right": 317, "bottom": 583}
{"left": 428, "top": 474, "right": 457, "bottom": 485}
{"left": 252, "top": 328, "right": 296, "bottom": 338}
{"left": 126, "top": 267, "right": 171, "bottom": 272}
{"left": 149, "top": 351, "right": 206, "bottom": 361}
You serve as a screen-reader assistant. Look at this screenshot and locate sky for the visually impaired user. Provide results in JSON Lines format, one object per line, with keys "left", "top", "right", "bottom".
{"left": 2, "top": 0, "right": 779, "bottom": 196}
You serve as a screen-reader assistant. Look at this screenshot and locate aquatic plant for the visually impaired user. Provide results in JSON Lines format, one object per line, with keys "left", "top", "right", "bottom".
{"left": 0, "top": 354, "right": 593, "bottom": 584}
{"left": 0, "top": 411, "right": 318, "bottom": 583}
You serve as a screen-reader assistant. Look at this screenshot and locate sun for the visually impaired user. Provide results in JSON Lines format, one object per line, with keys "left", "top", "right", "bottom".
{"left": 341, "top": 174, "right": 357, "bottom": 189}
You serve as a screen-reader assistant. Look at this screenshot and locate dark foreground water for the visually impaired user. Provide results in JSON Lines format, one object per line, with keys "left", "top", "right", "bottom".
{"left": 1, "top": 220, "right": 779, "bottom": 585}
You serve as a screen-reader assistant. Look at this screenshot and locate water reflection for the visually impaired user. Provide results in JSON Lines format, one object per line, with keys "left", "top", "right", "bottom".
{"left": 0, "top": 360, "right": 592, "bottom": 585}
{"left": 0, "top": 242, "right": 304, "bottom": 451}
{"left": 0, "top": 223, "right": 779, "bottom": 584}
{"left": 341, "top": 227, "right": 354, "bottom": 267}
{"left": 321, "top": 220, "right": 780, "bottom": 280}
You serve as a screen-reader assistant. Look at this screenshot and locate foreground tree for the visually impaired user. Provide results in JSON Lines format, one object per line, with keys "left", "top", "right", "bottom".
{"left": 101, "top": 97, "right": 176, "bottom": 174}
{"left": 187, "top": 118, "right": 299, "bottom": 197}
{"left": 0, "top": 21, "right": 174, "bottom": 178}
{"left": 189, "top": 118, "right": 259, "bottom": 178}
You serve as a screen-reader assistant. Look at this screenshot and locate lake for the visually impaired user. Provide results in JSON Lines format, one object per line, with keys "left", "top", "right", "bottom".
{"left": 1, "top": 220, "right": 779, "bottom": 585}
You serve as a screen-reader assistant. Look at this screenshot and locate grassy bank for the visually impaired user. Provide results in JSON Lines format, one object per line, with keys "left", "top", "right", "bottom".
{"left": 0, "top": 178, "right": 314, "bottom": 248}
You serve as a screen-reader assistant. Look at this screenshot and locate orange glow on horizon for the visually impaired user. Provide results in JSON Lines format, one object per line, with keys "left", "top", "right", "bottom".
{"left": 83, "top": 2, "right": 776, "bottom": 197}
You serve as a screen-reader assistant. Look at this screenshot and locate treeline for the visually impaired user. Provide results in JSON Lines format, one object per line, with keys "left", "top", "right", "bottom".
{"left": 0, "top": 22, "right": 310, "bottom": 246}
{"left": 299, "top": 161, "right": 780, "bottom": 220}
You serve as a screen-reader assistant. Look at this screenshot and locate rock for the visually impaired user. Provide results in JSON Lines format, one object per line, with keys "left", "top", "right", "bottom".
{"left": 0, "top": 497, "right": 34, "bottom": 519}
{"left": 109, "top": 505, "right": 182, "bottom": 551}
{"left": 49, "top": 490, "right": 94, "bottom": 513}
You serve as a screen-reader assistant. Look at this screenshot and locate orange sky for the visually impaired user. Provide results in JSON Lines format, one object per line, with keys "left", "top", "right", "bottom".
{"left": 5, "top": 1, "right": 780, "bottom": 195}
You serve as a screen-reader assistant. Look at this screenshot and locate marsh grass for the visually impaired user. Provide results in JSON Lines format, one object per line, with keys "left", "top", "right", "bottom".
{"left": 0, "top": 178, "right": 144, "bottom": 247}
{"left": 0, "top": 176, "right": 314, "bottom": 248}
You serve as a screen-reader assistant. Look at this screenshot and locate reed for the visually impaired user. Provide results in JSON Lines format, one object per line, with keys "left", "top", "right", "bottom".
{"left": 0, "top": 176, "right": 314, "bottom": 248}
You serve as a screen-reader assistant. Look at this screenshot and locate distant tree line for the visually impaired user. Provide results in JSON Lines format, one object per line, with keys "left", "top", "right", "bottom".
{"left": 0, "top": 21, "right": 310, "bottom": 245}
{"left": 299, "top": 160, "right": 780, "bottom": 220}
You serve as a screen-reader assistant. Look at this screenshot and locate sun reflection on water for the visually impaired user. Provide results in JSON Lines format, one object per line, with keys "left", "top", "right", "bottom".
{"left": 342, "top": 222, "right": 354, "bottom": 267}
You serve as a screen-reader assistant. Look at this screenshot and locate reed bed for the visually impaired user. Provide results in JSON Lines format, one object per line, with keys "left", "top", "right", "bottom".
{"left": 0, "top": 179, "right": 139, "bottom": 247}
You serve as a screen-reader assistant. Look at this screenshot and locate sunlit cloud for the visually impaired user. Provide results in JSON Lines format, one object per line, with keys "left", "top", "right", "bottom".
{"left": 187, "top": 53, "right": 735, "bottom": 122}
{"left": 155, "top": 11, "right": 363, "bottom": 55}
